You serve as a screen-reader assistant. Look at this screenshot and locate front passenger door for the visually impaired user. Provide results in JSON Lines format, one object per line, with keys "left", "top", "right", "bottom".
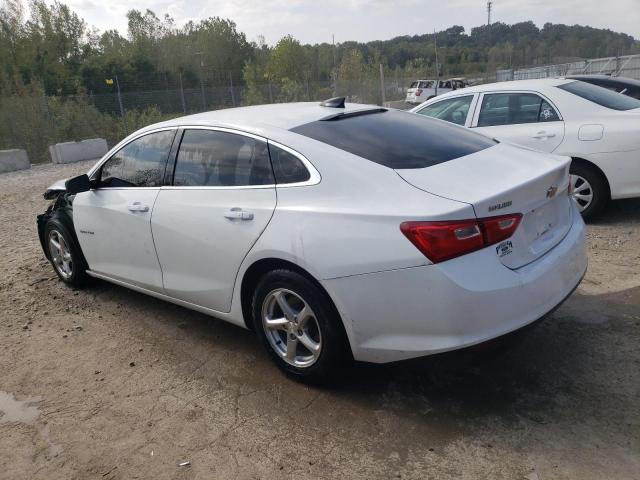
{"left": 415, "top": 95, "right": 476, "bottom": 126}
{"left": 73, "top": 129, "right": 176, "bottom": 291}
{"left": 472, "top": 92, "right": 565, "bottom": 153}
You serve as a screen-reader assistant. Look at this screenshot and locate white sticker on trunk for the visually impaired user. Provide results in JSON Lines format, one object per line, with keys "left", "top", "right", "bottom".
{"left": 496, "top": 240, "right": 513, "bottom": 258}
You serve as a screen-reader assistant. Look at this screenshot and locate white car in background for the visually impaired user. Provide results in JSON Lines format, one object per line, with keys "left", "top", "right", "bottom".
{"left": 406, "top": 78, "right": 467, "bottom": 104}
{"left": 37, "top": 99, "right": 586, "bottom": 384}
{"left": 411, "top": 78, "right": 640, "bottom": 218}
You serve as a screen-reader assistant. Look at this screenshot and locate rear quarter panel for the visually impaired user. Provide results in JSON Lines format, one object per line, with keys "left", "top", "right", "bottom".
{"left": 241, "top": 133, "right": 476, "bottom": 280}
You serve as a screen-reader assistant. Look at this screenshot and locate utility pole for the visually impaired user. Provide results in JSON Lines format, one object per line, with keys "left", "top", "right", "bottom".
{"left": 115, "top": 74, "right": 128, "bottom": 135}
{"left": 487, "top": 1, "right": 493, "bottom": 26}
{"left": 178, "top": 71, "right": 186, "bottom": 114}
{"left": 434, "top": 30, "right": 439, "bottom": 96}
{"left": 379, "top": 64, "right": 386, "bottom": 106}
{"left": 229, "top": 71, "right": 236, "bottom": 107}
{"left": 332, "top": 34, "right": 337, "bottom": 96}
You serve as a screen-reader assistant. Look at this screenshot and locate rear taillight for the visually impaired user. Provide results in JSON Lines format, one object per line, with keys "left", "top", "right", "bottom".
{"left": 415, "top": 88, "right": 423, "bottom": 96}
{"left": 400, "top": 213, "right": 522, "bottom": 263}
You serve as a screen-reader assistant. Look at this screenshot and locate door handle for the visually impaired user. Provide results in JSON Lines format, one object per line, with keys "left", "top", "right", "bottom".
{"left": 532, "top": 131, "right": 556, "bottom": 139}
{"left": 127, "top": 202, "right": 149, "bottom": 212}
{"left": 224, "top": 208, "right": 254, "bottom": 221}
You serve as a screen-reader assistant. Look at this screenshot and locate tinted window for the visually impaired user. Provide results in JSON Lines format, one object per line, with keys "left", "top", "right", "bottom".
{"left": 100, "top": 130, "right": 174, "bottom": 187}
{"left": 269, "top": 144, "right": 310, "bottom": 184}
{"left": 478, "top": 93, "right": 560, "bottom": 127}
{"left": 173, "top": 130, "right": 273, "bottom": 187}
{"left": 626, "top": 87, "right": 640, "bottom": 100}
{"left": 417, "top": 95, "right": 473, "bottom": 125}
{"left": 557, "top": 81, "right": 640, "bottom": 110}
{"left": 291, "top": 110, "right": 496, "bottom": 170}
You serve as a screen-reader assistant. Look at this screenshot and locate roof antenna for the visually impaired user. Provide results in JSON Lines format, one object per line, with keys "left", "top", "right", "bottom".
{"left": 320, "top": 97, "right": 346, "bottom": 108}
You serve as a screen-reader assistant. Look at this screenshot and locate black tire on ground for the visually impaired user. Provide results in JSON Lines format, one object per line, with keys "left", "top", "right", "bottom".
{"left": 570, "top": 162, "right": 609, "bottom": 220}
{"left": 44, "top": 216, "right": 90, "bottom": 288}
{"left": 251, "top": 269, "right": 352, "bottom": 384}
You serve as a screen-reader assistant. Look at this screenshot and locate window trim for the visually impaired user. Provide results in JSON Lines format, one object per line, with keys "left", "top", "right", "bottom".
{"left": 163, "top": 126, "right": 320, "bottom": 190}
{"left": 88, "top": 127, "right": 177, "bottom": 183}
{"left": 90, "top": 127, "right": 178, "bottom": 190}
{"left": 470, "top": 90, "right": 563, "bottom": 128}
{"left": 267, "top": 139, "right": 321, "bottom": 188}
{"left": 414, "top": 93, "right": 478, "bottom": 127}
{"left": 88, "top": 125, "right": 321, "bottom": 191}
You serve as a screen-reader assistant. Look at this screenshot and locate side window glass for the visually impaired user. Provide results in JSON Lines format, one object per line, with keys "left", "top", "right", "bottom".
{"left": 417, "top": 96, "right": 473, "bottom": 126}
{"left": 478, "top": 93, "right": 558, "bottom": 127}
{"left": 539, "top": 99, "right": 560, "bottom": 122}
{"left": 268, "top": 144, "right": 310, "bottom": 184}
{"left": 100, "top": 130, "right": 174, "bottom": 187}
{"left": 173, "top": 130, "right": 273, "bottom": 187}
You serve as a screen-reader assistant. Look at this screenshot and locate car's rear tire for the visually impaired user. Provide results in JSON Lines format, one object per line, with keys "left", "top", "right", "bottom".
{"left": 569, "top": 163, "right": 608, "bottom": 220}
{"left": 251, "top": 269, "right": 351, "bottom": 384}
{"left": 44, "top": 217, "right": 89, "bottom": 288}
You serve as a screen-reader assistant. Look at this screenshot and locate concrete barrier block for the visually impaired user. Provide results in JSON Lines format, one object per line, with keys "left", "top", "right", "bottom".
{"left": 0, "top": 149, "right": 30, "bottom": 173}
{"left": 49, "top": 138, "right": 108, "bottom": 164}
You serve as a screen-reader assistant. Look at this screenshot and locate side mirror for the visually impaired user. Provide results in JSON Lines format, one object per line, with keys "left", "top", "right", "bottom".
{"left": 65, "top": 174, "right": 91, "bottom": 194}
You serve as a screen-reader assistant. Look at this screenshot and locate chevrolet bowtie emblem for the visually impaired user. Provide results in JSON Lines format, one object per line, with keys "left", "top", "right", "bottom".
{"left": 546, "top": 185, "right": 558, "bottom": 198}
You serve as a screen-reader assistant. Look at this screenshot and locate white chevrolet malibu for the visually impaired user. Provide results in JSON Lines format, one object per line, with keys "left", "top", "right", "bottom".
{"left": 37, "top": 99, "right": 587, "bottom": 383}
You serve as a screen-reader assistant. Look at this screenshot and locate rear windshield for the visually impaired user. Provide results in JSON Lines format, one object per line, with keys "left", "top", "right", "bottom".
{"left": 557, "top": 81, "right": 640, "bottom": 111}
{"left": 290, "top": 109, "right": 496, "bottom": 169}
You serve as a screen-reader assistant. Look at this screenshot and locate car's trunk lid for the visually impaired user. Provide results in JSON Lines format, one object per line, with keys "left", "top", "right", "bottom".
{"left": 396, "top": 143, "right": 573, "bottom": 269}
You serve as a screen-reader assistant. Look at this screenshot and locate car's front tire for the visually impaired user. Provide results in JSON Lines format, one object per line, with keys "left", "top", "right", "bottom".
{"left": 569, "top": 163, "right": 608, "bottom": 220}
{"left": 45, "top": 217, "right": 89, "bottom": 287}
{"left": 252, "top": 269, "right": 351, "bottom": 384}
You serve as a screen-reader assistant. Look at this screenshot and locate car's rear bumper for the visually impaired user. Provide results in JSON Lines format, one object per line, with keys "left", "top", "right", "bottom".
{"left": 323, "top": 205, "right": 587, "bottom": 363}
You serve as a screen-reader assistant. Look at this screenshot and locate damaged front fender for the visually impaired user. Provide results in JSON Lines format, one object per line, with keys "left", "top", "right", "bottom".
{"left": 43, "top": 178, "right": 67, "bottom": 200}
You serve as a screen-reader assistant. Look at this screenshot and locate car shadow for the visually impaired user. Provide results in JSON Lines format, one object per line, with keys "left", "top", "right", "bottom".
{"left": 89, "top": 277, "right": 639, "bottom": 438}
{"left": 589, "top": 197, "right": 640, "bottom": 225}
{"left": 327, "top": 285, "right": 640, "bottom": 431}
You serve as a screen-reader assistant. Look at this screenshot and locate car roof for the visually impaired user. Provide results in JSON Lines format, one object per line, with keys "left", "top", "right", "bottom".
{"left": 444, "top": 78, "right": 571, "bottom": 95}
{"left": 146, "top": 102, "right": 383, "bottom": 136}
{"left": 566, "top": 74, "right": 640, "bottom": 87}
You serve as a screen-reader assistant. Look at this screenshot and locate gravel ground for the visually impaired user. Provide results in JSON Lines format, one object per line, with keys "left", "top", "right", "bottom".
{"left": 0, "top": 161, "right": 638, "bottom": 480}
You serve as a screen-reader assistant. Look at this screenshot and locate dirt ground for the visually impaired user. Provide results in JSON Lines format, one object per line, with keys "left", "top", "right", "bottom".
{"left": 0, "top": 160, "right": 638, "bottom": 480}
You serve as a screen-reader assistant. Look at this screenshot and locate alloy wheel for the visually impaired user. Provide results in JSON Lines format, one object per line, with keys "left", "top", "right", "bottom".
{"left": 48, "top": 230, "right": 73, "bottom": 279}
{"left": 261, "top": 288, "right": 322, "bottom": 368}
{"left": 570, "top": 174, "right": 593, "bottom": 213}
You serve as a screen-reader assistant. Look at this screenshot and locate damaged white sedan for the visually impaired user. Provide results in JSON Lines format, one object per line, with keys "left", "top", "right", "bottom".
{"left": 37, "top": 99, "right": 587, "bottom": 383}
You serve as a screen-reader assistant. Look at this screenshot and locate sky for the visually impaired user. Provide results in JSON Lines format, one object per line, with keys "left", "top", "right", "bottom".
{"left": 59, "top": 0, "right": 640, "bottom": 45}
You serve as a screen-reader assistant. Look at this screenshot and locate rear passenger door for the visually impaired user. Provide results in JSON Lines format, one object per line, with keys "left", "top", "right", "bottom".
{"left": 151, "top": 128, "right": 277, "bottom": 313}
{"left": 472, "top": 92, "right": 565, "bottom": 153}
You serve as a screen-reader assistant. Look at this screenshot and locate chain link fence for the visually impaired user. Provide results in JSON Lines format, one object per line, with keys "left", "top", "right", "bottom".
{"left": 0, "top": 70, "right": 492, "bottom": 164}
{"left": 496, "top": 54, "right": 640, "bottom": 81}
